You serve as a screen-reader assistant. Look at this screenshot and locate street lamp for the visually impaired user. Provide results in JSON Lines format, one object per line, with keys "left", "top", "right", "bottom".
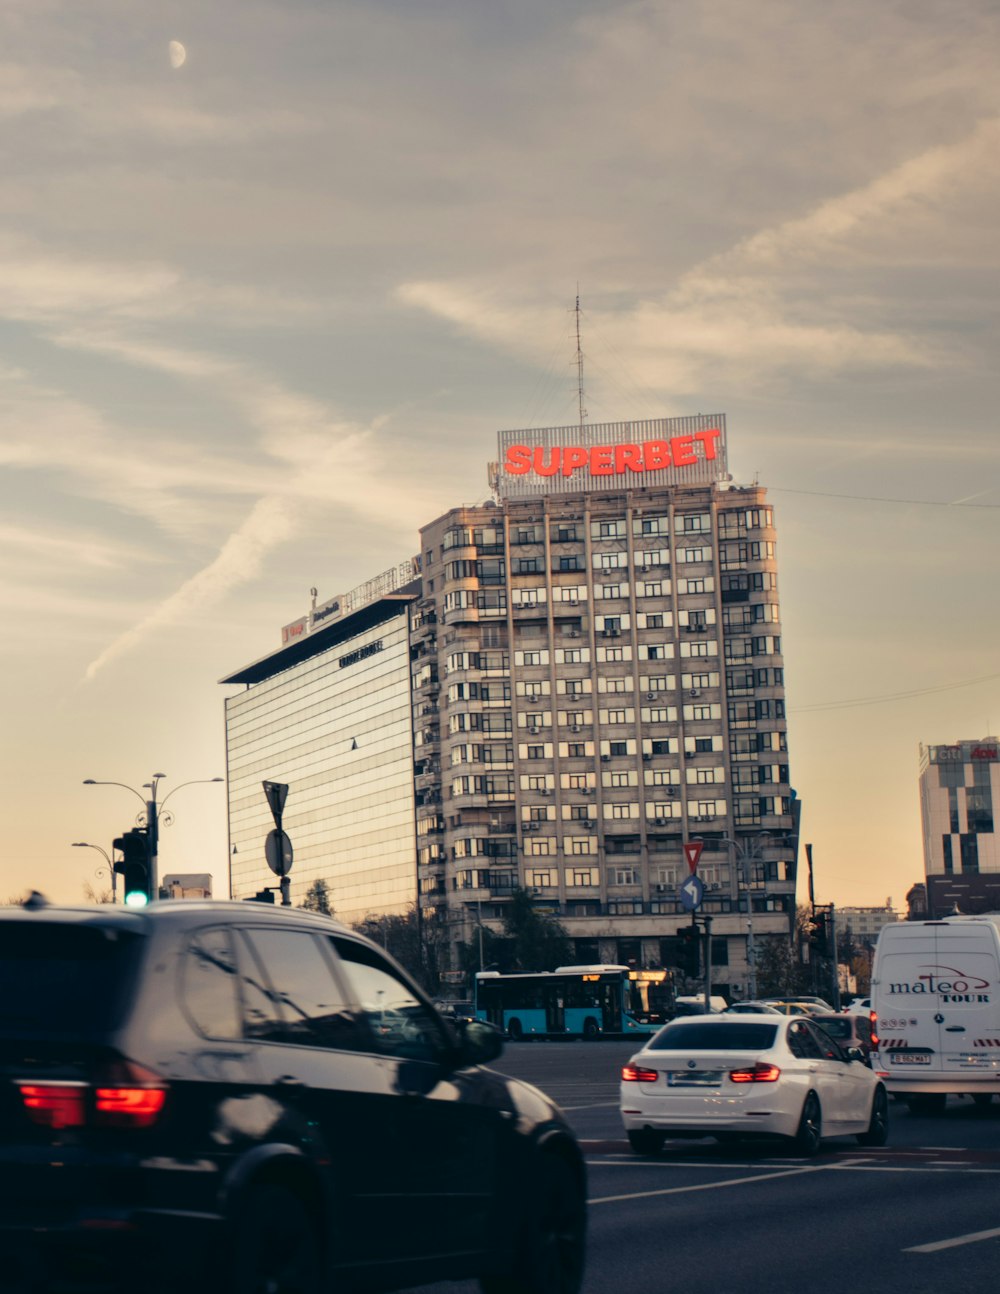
{"left": 83, "top": 774, "right": 223, "bottom": 900}
{"left": 703, "top": 833, "right": 789, "bottom": 999}
{"left": 72, "top": 841, "right": 116, "bottom": 903}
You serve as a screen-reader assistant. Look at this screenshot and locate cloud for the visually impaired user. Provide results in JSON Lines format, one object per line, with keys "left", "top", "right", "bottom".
{"left": 398, "top": 115, "right": 1000, "bottom": 395}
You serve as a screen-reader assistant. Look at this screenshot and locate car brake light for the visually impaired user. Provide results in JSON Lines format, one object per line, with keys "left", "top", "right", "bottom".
{"left": 95, "top": 1087, "right": 167, "bottom": 1128}
{"left": 17, "top": 1060, "right": 167, "bottom": 1131}
{"left": 18, "top": 1083, "right": 87, "bottom": 1129}
{"left": 869, "top": 1010, "right": 879, "bottom": 1049}
{"left": 729, "top": 1062, "right": 781, "bottom": 1083}
{"left": 622, "top": 1064, "right": 659, "bottom": 1082}
{"left": 93, "top": 1059, "right": 167, "bottom": 1128}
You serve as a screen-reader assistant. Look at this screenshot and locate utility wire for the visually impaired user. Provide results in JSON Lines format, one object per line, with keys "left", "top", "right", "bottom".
{"left": 770, "top": 487, "right": 1000, "bottom": 510}
{"left": 792, "top": 670, "right": 1000, "bottom": 714}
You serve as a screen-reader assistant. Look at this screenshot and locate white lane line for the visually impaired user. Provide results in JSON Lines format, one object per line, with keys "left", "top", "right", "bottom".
{"left": 905, "top": 1224, "right": 1000, "bottom": 1253}
{"left": 589, "top": 1163, "right": 827, "bottom": 1204}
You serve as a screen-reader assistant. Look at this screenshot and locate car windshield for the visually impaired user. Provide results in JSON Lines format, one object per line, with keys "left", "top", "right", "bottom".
{"left": 0, "top": 922, "right": 143, "bottom": 1037}
{"left": 648, "top": 1021, "right": 778, "bottom": 1050}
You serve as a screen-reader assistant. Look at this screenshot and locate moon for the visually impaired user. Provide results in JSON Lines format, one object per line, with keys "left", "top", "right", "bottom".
{"left": 169, "top": 40, "right": 187, "bottom": 70}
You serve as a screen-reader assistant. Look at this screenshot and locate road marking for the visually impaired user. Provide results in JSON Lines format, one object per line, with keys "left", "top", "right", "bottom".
{"left": 589, "top": 1163, "right": 827, "bottom": 1204}
{"left": 905, "top": 1224, "right": 1000, "bottom": 1253}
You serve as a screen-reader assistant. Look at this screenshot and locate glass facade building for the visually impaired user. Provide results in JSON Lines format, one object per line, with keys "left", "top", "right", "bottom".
{"left": 221, "top": 416, "right": 799, "bottom": 997}
{"left": 223, "top": 595, "right": 419, "bottom": 922}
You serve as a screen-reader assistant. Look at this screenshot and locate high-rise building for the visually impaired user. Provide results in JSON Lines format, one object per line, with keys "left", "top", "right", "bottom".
{"left": 222, "top": 415, "right": 799, "bottom": 996}
{"left": 918, "top": 737, "right": 1000, "bottom": 915}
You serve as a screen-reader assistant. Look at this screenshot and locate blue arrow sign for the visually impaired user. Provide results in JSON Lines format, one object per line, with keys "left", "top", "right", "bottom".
{"left": 678, "top": 873, "right": 704, "bottom": 912}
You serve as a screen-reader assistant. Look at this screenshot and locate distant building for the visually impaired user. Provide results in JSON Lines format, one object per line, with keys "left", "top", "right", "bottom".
{"left": 160, "top": 873, "right": 213, "bottom": 900}
{"left": 917, "top": 737, "right": 1000, "bottom": 916}
{"left": 835, "top": 902, "right": 899, "bottom": 948}
{"left": 221, "top": 415, "right": 799, "bottom": 991}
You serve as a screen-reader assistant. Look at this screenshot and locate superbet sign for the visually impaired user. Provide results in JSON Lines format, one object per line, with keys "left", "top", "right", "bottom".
{"left": 494, "top": 414, "right": 728, "bottom": 499}
{"left": 504, "top": 429, "right": 722, "bottom": 479}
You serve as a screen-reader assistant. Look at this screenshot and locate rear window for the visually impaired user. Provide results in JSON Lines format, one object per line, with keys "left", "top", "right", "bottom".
{"left": 813, "top": 1018, "right": 851, "bottom": 1041}
{"left": 649, "top": 1021, "right": 778, "bottom": 1050}
{"left": 0, "top": 923, "right": 142, "bottom": 1036}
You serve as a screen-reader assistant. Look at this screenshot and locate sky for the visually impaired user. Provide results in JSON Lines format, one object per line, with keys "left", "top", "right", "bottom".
{"left": 1, "top": 0, "right": 998, "bottom": 913}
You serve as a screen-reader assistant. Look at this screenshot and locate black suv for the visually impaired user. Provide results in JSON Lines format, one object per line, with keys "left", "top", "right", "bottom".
{"left": 0, "top": 899, "right": 586, "bottom": 1294}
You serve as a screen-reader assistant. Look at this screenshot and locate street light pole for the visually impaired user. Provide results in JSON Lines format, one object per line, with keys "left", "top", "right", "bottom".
{"left": 71, "top": 842, "right": 116, "bottom": 903}
{"left": 717, "top": 833, "right": 778, "bottom": 1000}
{"left": 84, "top": 774, "right": 223, "bottom": 901}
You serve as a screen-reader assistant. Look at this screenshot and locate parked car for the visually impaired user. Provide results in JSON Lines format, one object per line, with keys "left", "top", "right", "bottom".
{"left": 0, "top": 898, "right": 586, "bottom": 1294}
{"left": 723, "top": 1001, "right": 784, "bottom": 1015}
{"left": 760, "top": 996, "right": 834, "bottom": 1016}
{"left": 673, "top": 994, "right": 728, "bottom": 1015}
{"left": 620, "top": 1013, "right": 887, "bottom": 1156}
{"left": 810, "top": 1011, "right": 875, "bottom": 1061}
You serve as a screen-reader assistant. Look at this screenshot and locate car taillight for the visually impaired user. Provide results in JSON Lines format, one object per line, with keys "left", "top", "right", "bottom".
{"left": 17, "top": 1060, "right": 167, "bottom": 1131}
{"left": 18, "top": 1083, "right": 87, "bottom": 1129}
{"left": 729, "top": 1062, "right": 781, "bottom": 1083}
{"left": 870, "top": 1010, "right": 879, "bottom": 1049}
{"left": 622, "top": 1064, "right": 659, "bottom": 1082}
{"left": 93, "top": 1059, "right": 167, "bottom": 1128}
{"left": 95, "top": 1086, "right": 167, "bottom": 1128}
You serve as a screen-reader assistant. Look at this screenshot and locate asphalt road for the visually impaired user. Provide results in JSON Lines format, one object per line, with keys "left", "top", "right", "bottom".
{"left": 409, "top": 1040, "right": 1000, "bottom": 1294}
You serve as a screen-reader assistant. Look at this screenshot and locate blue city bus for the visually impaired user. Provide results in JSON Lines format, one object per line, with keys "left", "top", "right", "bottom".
{"left": 474, "top": 965, "right": 674, "bottom": 1039}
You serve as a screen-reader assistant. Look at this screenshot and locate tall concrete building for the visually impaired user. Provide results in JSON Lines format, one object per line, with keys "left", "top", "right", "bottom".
{"left": 918, "top": 737, "right": 1000, "bottom": 915}
{"left": 222, "top": 415, "right": 799, "bottom": 997}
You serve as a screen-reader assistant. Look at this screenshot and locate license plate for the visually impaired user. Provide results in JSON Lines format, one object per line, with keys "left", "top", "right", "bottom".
{"left": 668, "top": 1070, "right": 723, "bottom": 1086}
{"left": 890, "top": 1053, "right": 931, "bottom": 1065}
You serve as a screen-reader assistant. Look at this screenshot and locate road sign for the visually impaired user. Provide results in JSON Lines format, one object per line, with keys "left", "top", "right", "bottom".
{"left": 678, "top": 873, "right": 704, "bottom": 912}
{"left": 265, "top": 829, "right": 293, "bottom": 876}
{"left": 683, "top": 841, "right": 703, "bottom": 874}
{"left": 262, "top": 781, "right": 289, "bottom": 822}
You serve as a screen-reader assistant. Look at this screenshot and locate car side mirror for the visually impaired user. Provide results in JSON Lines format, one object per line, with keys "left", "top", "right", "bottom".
{"left": 455, "top": 1018, "right": 505, "bottom": 1066}
{"left": 846, "top": 1046, "right": 866, "bottom": 1064}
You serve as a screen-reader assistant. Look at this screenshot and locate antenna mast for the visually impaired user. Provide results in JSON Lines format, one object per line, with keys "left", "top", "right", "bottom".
{"left": 574, "top": 289, "right": 587, "bottom": 431}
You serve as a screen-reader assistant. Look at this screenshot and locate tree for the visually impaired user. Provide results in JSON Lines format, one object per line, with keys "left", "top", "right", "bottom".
{"left": 500, "top": 888, "right": 571, "bottom": 972}
{"left": 352, "top": 905, "right": 440, "bottom": 995}
{"left": 82, "top": 882, "right": 114, "bottom": 904}
{"left": 301, "top": 878, "right": 333, "bottom": 917}
{"left": 754, "top": 906, "right": 813, "bottom": 997}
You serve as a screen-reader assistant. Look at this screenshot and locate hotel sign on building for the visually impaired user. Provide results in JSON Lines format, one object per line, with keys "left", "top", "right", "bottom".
{"left": 490, "top": 414, "right": 728, "bottom": 499}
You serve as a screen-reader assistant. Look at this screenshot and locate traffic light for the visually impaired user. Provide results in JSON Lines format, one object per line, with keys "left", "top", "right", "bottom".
{"left": 806, "top": 911, "right": 828, "bottom": 957}
{"left": 677, "top": 924, "right": 701, "bottom": 977}
{"left": 113, "top": 829, "right": 150, "bottom": 907}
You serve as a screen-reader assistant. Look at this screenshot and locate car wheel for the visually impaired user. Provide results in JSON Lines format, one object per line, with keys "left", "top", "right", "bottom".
{"left": 480, "top": 1152, "right": 586, "bottom": 1294}
{"left": 856, "top": 1086, "right": 889, "bottom": 1146}
{"left": 582, "top": 1017, "right": 600, "bottom": 1040}
{"left": 792, "top": 1093, "right": 822, "bottom": 1157}
{"left": 627, "top": 1128, "right": 666, "bottom": 1155}
{"left": 229, "top": 1182, "right": 322, "bottom": 1294}
{"left": 507, "top": 1018, "right": 524, "bottom": 1041}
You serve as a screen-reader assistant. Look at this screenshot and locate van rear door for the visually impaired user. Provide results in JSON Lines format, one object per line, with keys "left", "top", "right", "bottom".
{"left": 875, "top": 926, "right": 943, "bottom": 1071}
{"left": 933, "top": 925, "right": 1000, "bottom": 1078}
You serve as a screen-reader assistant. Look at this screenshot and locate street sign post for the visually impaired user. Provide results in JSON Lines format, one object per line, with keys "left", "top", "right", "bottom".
{"left": 261, "top": 781, "right": 292, "bottom": 905}
{"left": 678, "top": 873, "right": 704, "bottom": 912}
{"left": 683, "top": 841, "right": 703, "bottom": 874}
{"left": 264, "top": 829, "right": 294, "bottom": 877}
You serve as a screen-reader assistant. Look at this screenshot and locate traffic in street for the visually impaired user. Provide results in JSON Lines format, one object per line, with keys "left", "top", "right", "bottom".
{"left": 413, "top": 1040, "right": 1000, "bottom": 1294}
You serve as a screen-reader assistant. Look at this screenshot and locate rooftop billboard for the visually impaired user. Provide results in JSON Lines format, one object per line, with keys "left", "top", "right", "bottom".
{"left": 491, "top": 413, "right": 728, "bottom": 499}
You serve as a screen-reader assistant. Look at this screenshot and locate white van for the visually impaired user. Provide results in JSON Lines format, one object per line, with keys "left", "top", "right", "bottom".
{"left": 870, "top": 916, "right": 1000, "bottom": 1111}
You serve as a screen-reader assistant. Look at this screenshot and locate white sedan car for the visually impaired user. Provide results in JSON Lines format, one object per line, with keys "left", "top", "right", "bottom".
{"left": 620, "top": 1013, "right": 888, "bottom": 1156}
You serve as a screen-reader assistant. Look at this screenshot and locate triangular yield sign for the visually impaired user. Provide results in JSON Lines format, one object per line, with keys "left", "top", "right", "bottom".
{"left": 684, "top": 841, "right": 703, "bottom": 874}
